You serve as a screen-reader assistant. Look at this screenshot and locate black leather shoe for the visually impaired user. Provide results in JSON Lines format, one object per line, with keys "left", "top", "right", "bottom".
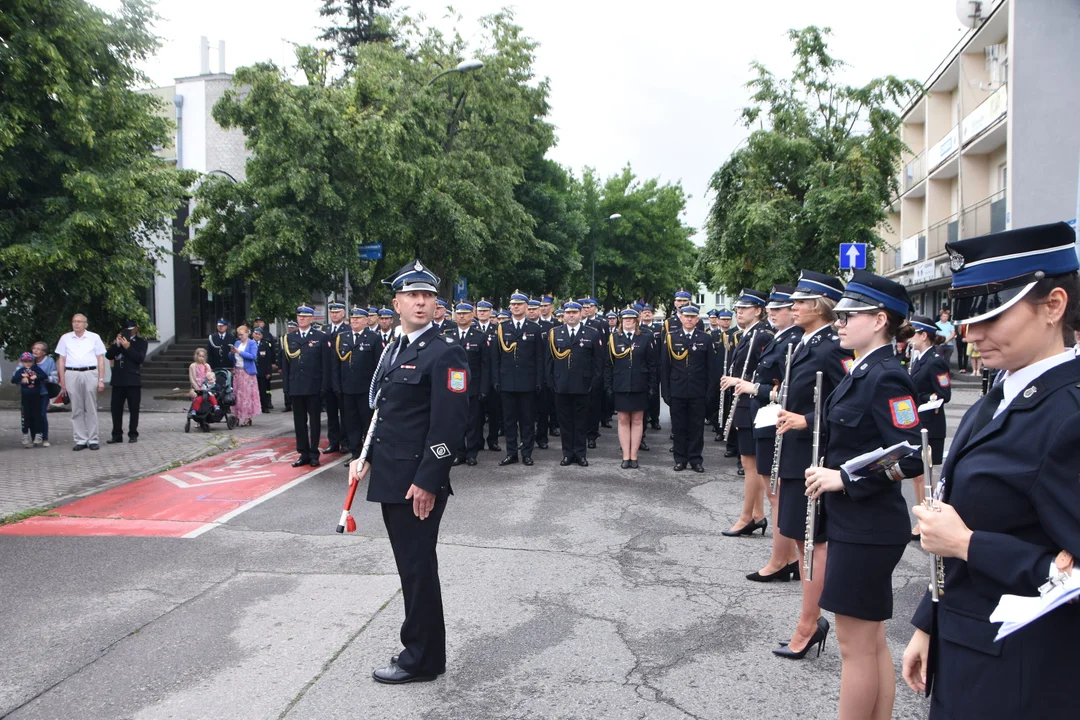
{"left": 587, "top": 439, "right": 596, "bottom": 449}
{"left": 669, "top": 432, "right": 674, "bottom": 440}
{"left": 291, "top": 458, "right": 310, "bottom": 468}
{"left": 451, "top": 457, "right": 463, "bottom": 466}
{"left": 650, "top": 422, "right": 661, "bottom": 430}
{"left": 88, "top": 443, "right": 99, "bottom": 450}
{"left": 560, "top": 457, "right": 573, "bottom": 466}
{"left": 691, "top": 463, "right": 704, "bottom": 473}
{"left": 723, "top": 449, "right": 737, "bottom": 458}
{"left": 309, "top": 458, "right": 320, "bottom": 468}
{"left": 551, "top": 428, "right": 561, "bottom": 436}
{"left": 128, "top": 437, "right": 137, "bottom": 444}
{"left": 281, "top": 407, "right": 291, "bottom": 413}
{"left": 639, "top": 440, "right": 649, "bottom": 451}
{"left": 371, "top": 664, "right": 437, "bottom": 684}
{"left": 322, "top": 446, "right": 342, "bottom": 454}
{"left": 722, "top": 518, "right": 768, "bottom": 537}
{"left": 621, "top": 460, "right": 631, "bottom": 469}
{"left": 522, "top": 456, "right": 533, "bottom": 466}
{"left": 577, "top": 458, "right": 589, "bottom": 467}
{"left": 73, "top": 444, "right": 87, "bottom": 452}
{"left": 630, "top": 460, "right": 639, "bottom": 469}
{"left": 737, "top": 465, "right": 745, "bottom": 476}
{"left": 772, "top": 618, "right": 830, "bottom": 660}
{"left": 499, "top": 455, "right": 519, "bottom": 466}
{"left": 536, "top": 441, "right": 548, "bottom": 449}
{"left": 466, "top": 458, "right": 477, "bottom": 466}
{"left": 488, "top": 443, "right": 501, "bottom": 452}
{"left": 674, "top": 462, "right": 686, "bottom": 471}
{"left": 106, "top": 438, "right": 123, "bottom": 444}
{"left": 746, "top": 563, "right": 797, "bottom": 583}
{"left": 601, "top": 421, "right": 612, "bottom": 428}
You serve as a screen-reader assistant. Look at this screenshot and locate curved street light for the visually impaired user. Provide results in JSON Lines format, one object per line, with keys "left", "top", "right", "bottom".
{"left": 425, "top": 58, "right": 485, "bottom": 87}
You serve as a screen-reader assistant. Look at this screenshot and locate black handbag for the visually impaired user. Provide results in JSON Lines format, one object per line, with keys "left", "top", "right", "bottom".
{"left": 46, "top": 381, "right": 62, "bottom": 399}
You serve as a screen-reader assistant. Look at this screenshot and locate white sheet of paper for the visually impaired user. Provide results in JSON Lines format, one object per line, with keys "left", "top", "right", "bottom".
{"left": 840, "top": 441, "right": 920, "bottom": 481}
{"left": 754, "top": 403, "right": 780, "bottom": 429}
{"left": 918, "top": 398, "right": 944, "bottom": 412}
{"left": 990, "top": 572, "right": 1080, "bottom": 641}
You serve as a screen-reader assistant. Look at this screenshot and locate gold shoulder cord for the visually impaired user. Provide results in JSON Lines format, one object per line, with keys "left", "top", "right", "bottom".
{"left": 550, "top": 327, "right": 571, "bottom": 368}
{"left": 666, "top": 330, "right": 688, "bottom": 361}
{"left": 609, "top": 332, "right": 632, "bottom": 364}
{"left": 497, "top": 322, "right": 518, "bottom": 356}
{"left": 282, "top": 334, "right": 300, "bottom": 360}
{"left": 335, "top": 334, "right": 351, "bottom": 362}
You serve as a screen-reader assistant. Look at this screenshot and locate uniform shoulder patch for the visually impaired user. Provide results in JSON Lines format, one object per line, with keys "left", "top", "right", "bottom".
{"left": 889, "top": 396, "right": 918, "bottom": 428}
{"left": 841, "top": 357, "right": 855, "bottom": 374}
{"left": 936, "top": 372, "right": 951, "bottom": 388}
{"left": 430, "top": 442, "right": 451, "bottom": 459}
{"left": 448, "top": 368, "right": 467, "bottom": 393}
{"left": 445, "top": 336, "right": 455, "bottom": 343}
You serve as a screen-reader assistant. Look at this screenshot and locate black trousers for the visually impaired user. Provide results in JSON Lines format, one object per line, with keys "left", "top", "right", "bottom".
{"left": 483, "top": 391, "right": 502, "bottom": 445}
{"left": 21, "top": 394, "right": 43, "bottom": 438}
{"left": 706, "top": 381, "right": 721, "bottom": 430}
{"left": 545, "top": 387, "right": 559, "bottom": 432}
{"left": 256, "top": 373, "right": 273, "bottom": 411}
{"left": 647, "top": 386, "right": 661, "bottom": 425}
{"left": 324, "top": 390, "right": 346, "bottom": 450}
{"left": 587, "top": 383, "right": 603, "bottom": 440}
{"left": 342, "top": 392, "right": 371, "bottom": 460}
{"left": 501, "top": 390, "right": 535, "bottom": 456}
{"left": 381, "top": 493, "right": 448, "bottom": 676}
{"left": 110, "top": 385, "right": 141, "bottom": 439}
{"left": 462, "top": 395, "right": 482, "bottom": 461}
{"left": 670, "top": 395, "right": 705, "bottom": 465}
{"left": 291, "top": 393, "right": 322, "bottom": 460}
{"left": 554, "top": 392, "right": 588, "bottom": 459}
{"left": 534, "top": 387, "right": 549, "bottom": 444}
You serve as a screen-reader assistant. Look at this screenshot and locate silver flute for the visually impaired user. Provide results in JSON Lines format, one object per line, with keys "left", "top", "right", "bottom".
{"left": 921, "top": 427, "right": 944, "bottom": 600}
{"left": 803, "top": 371, "right": 824, "bottom": 581}
{"left": 769, "top": 343, "right": 794, "bottom": 494}
{"left": 723, "top": 330, "right": 757, "bottom": 442}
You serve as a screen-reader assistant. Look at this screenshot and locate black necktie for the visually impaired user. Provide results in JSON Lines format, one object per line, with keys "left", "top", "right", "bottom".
{"left": 970, "top": 381, "right": 1005, "bottom": 436}
{"left": 569, "top": 329, "right": 576, "bottom": 341}
{"left": 353, "top": 333, "right": 359, "bottom": 344}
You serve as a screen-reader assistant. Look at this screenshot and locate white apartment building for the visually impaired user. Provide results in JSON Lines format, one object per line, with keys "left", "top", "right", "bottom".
{"left": 876, "top": 0, "right": 1080, "bottom": 316}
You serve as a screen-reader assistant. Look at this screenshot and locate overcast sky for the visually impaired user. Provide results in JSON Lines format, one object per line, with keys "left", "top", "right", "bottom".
{"left": 94, "top": 0, "right": 970, "bottom": 243}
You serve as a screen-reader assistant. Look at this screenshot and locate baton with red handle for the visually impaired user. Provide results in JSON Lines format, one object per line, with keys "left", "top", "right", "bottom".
{"left": 335, "top": 407, "right": 378, "bottom": 533}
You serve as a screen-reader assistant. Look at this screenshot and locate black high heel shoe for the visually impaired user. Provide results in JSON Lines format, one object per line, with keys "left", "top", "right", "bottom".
{"left": 722, "top": 517, "right": 768, "bottom": 537}
{"left": 746, "top": 561, "right": 797, "bottom": 583}
{"left": 772, "top": 618, "right": 829, "bottom": 660}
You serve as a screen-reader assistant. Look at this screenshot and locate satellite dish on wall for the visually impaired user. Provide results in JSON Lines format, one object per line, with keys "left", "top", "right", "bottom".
{"left": 956, "top": 0, "right": 986, "bottom": 29}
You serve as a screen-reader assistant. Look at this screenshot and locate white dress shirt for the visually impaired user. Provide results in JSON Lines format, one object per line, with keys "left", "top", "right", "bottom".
{"left": 995, "top": 349, "right": 1076, "bottom": 418}
{"left": 55, "top": 330, "right": 107, "bottom": 367}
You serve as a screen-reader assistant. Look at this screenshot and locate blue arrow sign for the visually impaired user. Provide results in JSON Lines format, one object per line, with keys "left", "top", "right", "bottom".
{"left": 358, "top": 243, "right": 382, "bottom": 261}
{"left": 454, "top": 278, "right": 467, "bottom": 302}
{"left": 839, "top": 243, "right": 867, "bottom": 270}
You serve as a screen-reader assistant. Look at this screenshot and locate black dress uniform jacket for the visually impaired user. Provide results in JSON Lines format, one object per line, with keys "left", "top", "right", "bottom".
{"left": 660, "top": 327, "right": 715, "bottom": 400}
{"left": 105, "top": 335, "right": 147, "bottom": 386}
{"left": 749, "top": 326, "right": 804, "bottom": 441}
{"left": 332, "top": 327, "right": 380, "bottom": 395}
{"left": 823, "top": 345, "right": 922, "bottom": 545}
{"left": 255, "top": 337, "right": 276, "bottom": 376}
{"left": 446, "top": 325, "right": 488, "bottom": 399}
{"left": 911, "top": 357, "right": 1080, "bottom": 720}
{"left": 207, "top": 331, "right": 236, "bottom": 370}
{"left": 546, "top": 324, "right": 603, "bottom": 394}
{"left": 909, "top": 346, "right": 952, "bottom": 439}
{"left": 729, "top": 321, "right": 774, "bottom": 428}
{"left": 366, "top": 326, "right": 470, "bottom": 502}
{"left": 604, "top": 329, "right": 658, "bottom": 395}
{"left": 281, "top": 329, "right": 332, "bottom": 396}
{"left": 492, "top": 319, "right": 545, "bottom": 391}
{"left": 777, "top": 327, "right": 853, "bottom": 479}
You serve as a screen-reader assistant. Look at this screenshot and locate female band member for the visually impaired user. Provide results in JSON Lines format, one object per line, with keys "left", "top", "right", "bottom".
{"left": 773, "top": 271, "right": 852, "bottom": 659}
{"left": 902, "top": 222, "right": 1080, "bottom": 719}
{"left": 906, "top": 315, "right": 952, "bottom": 541}
{"left": 804, "top": 269, "right": 922, "bottom": 720}
{"left": 734, "top": 285, "right": 802, "bottom": 580}
{"left": 605, "top": 307, "right": 658, "bottom": 468}
{"left": 721, "top": 289, "right": 774, "bottom": 536}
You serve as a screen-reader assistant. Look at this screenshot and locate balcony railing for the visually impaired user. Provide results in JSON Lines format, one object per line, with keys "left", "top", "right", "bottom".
{"left": 903, "top": 151, "right": 926, "bottom": 192}
{"left": 927, "top": 215, "right": 958, "bottom": 258}
{"left": 960, "top": 189, "right": 1007, "bottom": 239}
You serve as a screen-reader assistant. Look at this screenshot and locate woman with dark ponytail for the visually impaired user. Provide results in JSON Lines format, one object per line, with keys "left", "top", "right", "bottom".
{"left": 902, "top": 222, "right": 1080, "bottom": 719}
{"left": 803, "top": 269, "right": 923, "bottom": 720}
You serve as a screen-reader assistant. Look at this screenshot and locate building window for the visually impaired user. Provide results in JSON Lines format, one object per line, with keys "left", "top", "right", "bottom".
{"left": 696, "top": 294, "right": 705, "bottom": 305}
{"left": 715, "top": 292, "right": 722, "bottom": 305}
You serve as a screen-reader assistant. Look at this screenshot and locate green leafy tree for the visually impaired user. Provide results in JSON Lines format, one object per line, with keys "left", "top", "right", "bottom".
{"left": 318, "top": 0, "right": 396, "bottom": 64}
{"left": 577, "top": 166, "right": 697, "bottom": 309}
{"left": 0, "top": 0, "right": 195, "bottom": 357}
{"left": 701, "top": 26, "right": 918, "bottom": 294}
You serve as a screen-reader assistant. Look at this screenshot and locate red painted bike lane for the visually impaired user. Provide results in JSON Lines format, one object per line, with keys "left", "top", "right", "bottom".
{"left": 0, "top": 438, "right": 333, "bottom": 538}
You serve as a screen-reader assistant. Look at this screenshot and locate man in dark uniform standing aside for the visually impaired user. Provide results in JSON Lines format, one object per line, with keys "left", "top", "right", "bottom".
{"left": 281, "top": 305, "right": 331, "bottom": 468}
{"left": 252, "top": 326, "right": 275, "bottom": 413}
{"left": 322, "top": 301, "right": 349, "bottom": 455}
{"left": 546, "top": 301, "right": 603, "bottom": 466}
{"left": 105, "top": 319, "right": 147, "bottom": 444}
{"left": 207, "top": 318, "right": 235, "bottom": 371}
{"left": 661, "top": 305, "right": 714, "bottom": 472}
{"left": 447, "top": 302, "right": 488, "bottom": 466}
{"left": 492, "top": 291, "right": 544, "bottom": 466}
{"left": 334, "top": 307, "right": 380, "bottom": 465}
{"left": 349, "top": 259, "right": 469, "bottom": 685}
{"left": 474, "top": 299, "right": 502, "bottom": 452}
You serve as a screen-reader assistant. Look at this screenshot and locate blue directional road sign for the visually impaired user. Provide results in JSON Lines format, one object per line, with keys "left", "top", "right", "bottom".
{"left": 358, "top": 243, "right": 382, "bottom": 261}
{"left": 454, "top": 278, "right": 468, "bottom": 302}
{"left": 839, "top": 243, "right": 867, "bottom": 270}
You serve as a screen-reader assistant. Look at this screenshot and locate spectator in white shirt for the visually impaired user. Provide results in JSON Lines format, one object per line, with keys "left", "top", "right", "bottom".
{"left": 55, "top": 314, "right": 107, "bottom": 450}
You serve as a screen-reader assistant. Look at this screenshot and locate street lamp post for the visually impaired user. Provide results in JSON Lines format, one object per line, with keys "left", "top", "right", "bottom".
{"left": 591, "top": 213, "right": 622, "bottom": 301}
{"left": 425, "top": 59, "right": 485, "bottom": 87}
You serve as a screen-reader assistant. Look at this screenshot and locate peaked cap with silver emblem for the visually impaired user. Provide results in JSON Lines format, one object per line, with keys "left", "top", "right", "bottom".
{"left": 383, "top": 259, "right": 440, "bottom": 294}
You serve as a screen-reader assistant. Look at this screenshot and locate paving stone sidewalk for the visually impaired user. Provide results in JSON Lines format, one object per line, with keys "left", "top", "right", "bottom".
{"left": 0, "top": 389, "right": 296, "bottom": 518}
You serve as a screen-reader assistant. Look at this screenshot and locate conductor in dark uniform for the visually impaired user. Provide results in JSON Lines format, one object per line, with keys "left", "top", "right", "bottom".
{"left": 281, "top": 305, "right": 332, "bottom": 467}
{"left": 207, "top": 318, "right": 235, "bottom": 371}
{"left": 105, "top": 319, "right": 147, "bottom": 444}
{"left": 349, "top": 259, "right": 469, "bottom": 685}
{"left": 661, "top": 305, "right": 714, "bottom": 472}
{"left": 334, "top": 307, "right": 380, "bottom": 464}
{"left": 447, "top": 302, "right": 488, "bottom": 466}
{"left": 492, "top": 291, "right": 545, "bottom": 467}
{"left": 545, "top": 301, "right": 603, "bottom": 466}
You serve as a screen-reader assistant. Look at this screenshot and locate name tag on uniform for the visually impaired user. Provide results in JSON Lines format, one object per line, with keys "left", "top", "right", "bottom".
{"left": 401, "top": 364, "right": 416, "bottom": 370}
{"left": 308, "top": 340, "right": 319, "bottom": 347}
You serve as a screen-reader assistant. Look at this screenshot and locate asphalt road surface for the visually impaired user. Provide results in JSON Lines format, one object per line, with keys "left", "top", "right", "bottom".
{"left": 0, "top": 390, "right": 980, "bottom": 720}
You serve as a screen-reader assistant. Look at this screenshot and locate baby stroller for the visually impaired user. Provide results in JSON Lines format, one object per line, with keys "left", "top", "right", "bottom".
{"left": 185, "top": 369, "right": 239, "bottom": 433}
